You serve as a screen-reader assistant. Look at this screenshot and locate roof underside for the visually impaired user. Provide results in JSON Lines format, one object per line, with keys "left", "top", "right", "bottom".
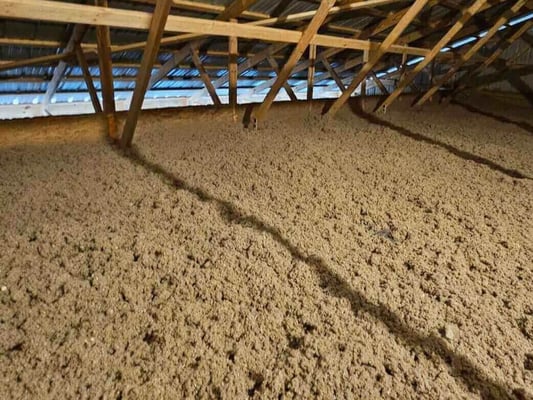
{"left": 0, "top": 0, "right": 532, "bottom": 115}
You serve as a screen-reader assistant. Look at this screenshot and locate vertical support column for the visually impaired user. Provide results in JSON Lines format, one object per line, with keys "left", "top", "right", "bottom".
{"left": 75, "top": 44, "right": 102, "bottom": 113}
{"left": 307, "top": 44, "right": 316, "bottom": 103}
{"left": 229, "top": 19, "right": 238, "bottom": 122}
{"left": 95, "top": 0, "right": 117, "bottom": 139}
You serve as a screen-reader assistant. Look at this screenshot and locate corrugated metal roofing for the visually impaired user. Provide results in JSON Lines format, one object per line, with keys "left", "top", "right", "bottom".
{"left": 0, "top": 0, "right": 531, "bottom": 112}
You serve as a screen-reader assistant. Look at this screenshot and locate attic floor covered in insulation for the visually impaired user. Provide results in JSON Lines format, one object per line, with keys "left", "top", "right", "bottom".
{"left": 1, "top": 94, "right": 532, "bottom": 399}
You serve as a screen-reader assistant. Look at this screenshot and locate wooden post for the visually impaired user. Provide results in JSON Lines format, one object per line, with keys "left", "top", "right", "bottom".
{"left": 414, "top": 0, "right": 527, "bottom": 107}
{"left": 95, "top": 0, "right": 117, "bottom": 139}
{"left": 307, "top": 44, "right": 316, "bottom": 102}
{"left": 74, "top": 44, "right": 102, "bottom": 113}
{"left": 325, "top": 0, "right": 429, "bottom": 117}
{"left": 120, "top": 0, "right": 173, "bottom": 148}
{"left": 229, "top": 21, "right": 238, "bottom": 121}
{"left": 253, "top": 0, "right": 335, "bottom": 122}
{"left": 361, "top": 49, "right": 369, "bottom": 109}
{"left": 189, "top": 43, "right": 289, "bottom": 104}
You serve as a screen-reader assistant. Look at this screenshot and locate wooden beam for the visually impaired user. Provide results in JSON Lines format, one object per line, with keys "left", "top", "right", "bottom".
{"left": 322, "top": 57, "right": 346, "bottom": 92}
{"left": 284, "top": 0, "right": 457, "bottom": 96}
{"left": 325, "top": 0, "right": 430, "bottom": 117}
{"left": 189, "top": 43, "right": 289, "bottom": 103}
{"left": 0, "top": 0, "right": 434, "bottom": 57}
{"left": 229, "top": 25, "right": 238, "bottom": 121}
{"left": 131, "top": 0, "right": 268, "bottom": 20}
{"left": 0, "top": 53, "right": 70, "bottom": 72}
{"left": 253, "top": 0, "right": 335, "bottom": 121}
{"left": 266, "top": 56, "right": 298, "bottom": 101}
{"left": 360, "top": 49, "right": 369, "bottom": 109}
{"left": 42, "top": 24, "right": 88, "bottom": 112}
{"left": 149, "top": 0, "right": 259, "bottom": 88}
{"left": 190, "top": 46, "right": 222, "bottom": 106}
{"left": 0, "top": 37, "right": 97, "bottom": 49}
{"left": 249, "top": 0, "right": 408, "bottom": 27}
{"left": 370, "top": 71, "right": 389, "bottom": 94}
{"left": 120, "top": 0, "right": 173, "bottom": 148}
{"left": 451, "top": 20, "right": 533, "bottom": 95}
{"left": 74, "top": 44, "right": 102, "bottom": 113}
{"left": 95, "top": 0, "right": 117, "bottom": 138}
{"left": 307, "top": 44, "right": 317, "bottom": 102}
{"left": 414, "top": 0, "right": 527, "bottom": 107}
{"left": 377, "top": 0, "right": 489, "bottom": 111}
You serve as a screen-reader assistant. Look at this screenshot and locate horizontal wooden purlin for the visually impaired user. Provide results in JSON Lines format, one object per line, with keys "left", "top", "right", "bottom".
{"left": 0, "top": 37, "right": 97, "bottom": 49}
{"left": 248, "top": 0, "right": 409, "bottom": 26}
{"left": 130, "top": 0, "right": 269, "bottom": 21}
{"left": 0, "top": 0, "right": 433, "bottom": 57}
{"left": 0, "top": 52, "right": 77, "bottom": 72}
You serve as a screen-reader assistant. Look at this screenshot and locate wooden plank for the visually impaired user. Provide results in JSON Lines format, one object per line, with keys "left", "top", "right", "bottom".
{"left": 253, "top": 0, "right": 336, "bottom": 121}
{"left": 74, "top": 44, "right": 102, "bottom": 113}
{"left": 229, "top": 24, "right": 238, "bottom": 121}
{"left": 360, "top": 49, "right": 369, "bottom": 109}
{"left": 451, "top": 20, "right": 533, "bottom": 95}
{"left": 0, "top": 0, "right": 434, "bottom": 57}
{"left": 307, "top": 44, "right": 317, "bottom": 101}
{"left": 369, "top": 71, "right": 389, "bottom": 94}
{"left": 149, "top": 0, "right": 259, "bottom": 88}
{"left": 282, "top": 0, "right": 458, "bottom": 96}
{"left": 266, "top": 56, "right": 298, "bottom": 101}
{"left": 249, "top": 0, "right": 407, "bottom": 27}
{"left": 189, "top": 43, "right": 289, "bottom": 103}
{"left": 322, "top": 57, "right": 346, "bottom": 92}
{"left": 414, "top": 0, "right": 527, "bottom": 107}
{"left": 120, "top": 0, "right": 173, "bottom": 148}
{"left": 95, "top": 0, "right": 117, "bottom": 138}
{"left": 190, "top": 46, "right": 222, "bottom": 106}
{"left": 0, "top": 53, "right": 69, "bottom": 72}
{"left": 42, "top": 24, "right": 88, "bottom": 112}
{"left": 325, "top": 0, "right": 430, "bottom": 117}
{"left": 378, "top": 0, "right": 489, "bottom": 111}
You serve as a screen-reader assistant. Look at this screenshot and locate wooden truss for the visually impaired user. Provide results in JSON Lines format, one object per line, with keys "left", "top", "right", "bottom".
{"left": 0, "top": 0, "right": 531, "bottom": 145}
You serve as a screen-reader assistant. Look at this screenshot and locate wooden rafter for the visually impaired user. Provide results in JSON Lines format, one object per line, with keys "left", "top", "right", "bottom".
{"left": 42, "top": 24, "right": 87, "bottom": 112}
{"left": 414, "top": 0, "right": 528, "bottom": 107}
{"left": 266, "top": 56, "right": 298, "bottom": 102}
{"left": 325, "top": 0, "right": 430, "bottom": 117}
{"left": 253, "top": 0, "right": 336, "bottom": 122}
{"left": 0, "top": 0, "right": 434, "bottom": 57}
{"left": 148, "top": 0, "right": 258, "bottom": 89}
{"left": 190, "top": 47, "right": 222, "bottom": 106}
{"left": 120, "top": 0, "right": 173, "bottom": 148}
{"left": 451, "top": 20, "right": 533, "bottom": 95}
{"left": 370, "top": 71, "right": 389, "bottom": 94}
{"left": 377, "top": 0, "right": 490, "bottom": 111}
{"left": 74, "top": 44, "right": 102, "bottom": 113}
{"left": 189, "top": 43, "right": 289, "bottom": 103}
{"left": 286, "top": 0, "right": 460, "bottom": 95}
